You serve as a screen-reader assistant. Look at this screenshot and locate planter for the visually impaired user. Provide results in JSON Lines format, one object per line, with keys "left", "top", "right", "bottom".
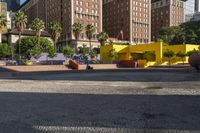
{"left": 189, "top": 53, "right": 200, "bottom": 70}
{"left": 138, "top": 59, "right": 147, "bottom": 68}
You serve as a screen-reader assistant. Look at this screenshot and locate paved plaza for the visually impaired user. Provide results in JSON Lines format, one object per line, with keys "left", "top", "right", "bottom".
{"left": 0, "top": 71, "right": 200, "bottom": 133}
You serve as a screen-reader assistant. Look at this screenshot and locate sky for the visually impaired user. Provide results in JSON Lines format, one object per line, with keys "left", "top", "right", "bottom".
{"left": 20, "top": 0, "right": 26, "bottom": 4}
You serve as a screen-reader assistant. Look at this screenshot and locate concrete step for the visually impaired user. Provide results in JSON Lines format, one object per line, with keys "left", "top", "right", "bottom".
{"left": 0, "top": 65, "right": 70, "bottom": 72}
{"left": 79, "top": 64, "right": 117, "bottom": 70}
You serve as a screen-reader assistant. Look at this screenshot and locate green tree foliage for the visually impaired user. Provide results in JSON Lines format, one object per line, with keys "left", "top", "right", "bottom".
{"left": 187, "top": 49, "right": 200, "bottom": 56}
{"left": 163, "top": 50, "right": 175, "bottom": 65}
{"left": 0, "top": 43, "right": 13, "bottom": 59}
{"left": 143, "top": 51, "right": 156, "bottom": 61}
{"left": 47, "top": 46, "right": 57, "bottom": 59}
{"left": 79, "top": 45, "right": 89, "bottom": 56}
{"left": 176, "top": 51, "right": 187, "bottom": 64}
{"left": 89, "top": 49, "right": 97, "bottom": 58}
{"left": 108, "top": 48, "right": 117, "bottom": 63}
{"left": 72, "top": 22, "right": 83, "bottom": 53}
{"left": 157, "top": 20, "right": 200, "bottom": 45}
{"left": 31, "top": 18, "right": 45, "bottom": 45}
{"left": 62, "top": 46, "right": 75, "bottom": 58}
{"left": 0, "top": 15, "right": 7, "bottom": 44}
{"left": 0, "top": 15, "right": 7, "bottom": 31}
{"left": 49, "top": 21, "right": 62, "bottom": 51}
{"left": 15, "top": 37, "right": 55, "bottom": 60}
{"left": 97, "top": 31, "right": 109, "bottom": 46}
{"left": 13, "top": 11, "right": 27, "bottom": 60}
{"left": 72, "top": 22, "right": 84, "bottom": 41}
{"left": 86, "top": 24, "right": 95, "bottom": 51}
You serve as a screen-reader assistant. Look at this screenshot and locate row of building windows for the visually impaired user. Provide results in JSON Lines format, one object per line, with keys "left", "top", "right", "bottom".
{"left": 75, "top": 7, "right": 99, "bottom": 15}
{"left": 76, "top": 0, "right": 99, "bottom": 9}
{"left": 76, "top": 12, "right": 99, "bottom": 20}
{"left": 133, "top": 38, "right": 149, "bottom": 43}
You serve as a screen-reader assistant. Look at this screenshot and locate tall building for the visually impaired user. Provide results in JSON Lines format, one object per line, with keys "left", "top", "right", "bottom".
{"left": 195, "top": 0, "right": 200, "bottom": 12}
{"left": 185, "top": 0, "right": 195, "bottom": 22}
{"left": 103, "top": 0, "right": 151, "bottom": 44}
{"left": 20, "top": 0, "right": 102, "bottom": 50}
{"left": 0, "top": 0, "right": 20, "bottom": 11}
{"left": 151, "top": 0, "right": 185, "bottom": 41}
{"left": 19, "top": 0, "right": 46, "bottom": 28}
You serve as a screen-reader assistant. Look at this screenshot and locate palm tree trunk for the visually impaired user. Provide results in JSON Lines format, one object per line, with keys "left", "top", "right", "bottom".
{"left": 19, "top": 32, "right": 22, "bottom": 62}
{"left": 37, "top": 31, "right": 41, "bottom": 47}
{"left": 89, "top": 39, "right": 92, "bottom": 52}
{"left": 75, "top": 39, "right": 78, "bottom": 54}
{"left": 54, "top": 38, "right": 57, "bottom": 53}
{"left": 0, "top": 33, "right": 2, "bottom": 43}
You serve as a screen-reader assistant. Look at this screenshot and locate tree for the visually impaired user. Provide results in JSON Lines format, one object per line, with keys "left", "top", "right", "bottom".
{"left": 47, "top": 46, "right": 57, "bottom": 59}
{"left": 72, "top": 22, "right": 83, "bottom": 53}
{"left": 15, "top": 36, "right": 54, "bottom": 60}
{"left": 86, "top": 24, "right": 95, "bottom": 51}
{"left": 187, "top": 49, "right": 200, "bottom": 57}
{"left": 176, "top": 51, "right": 187, "bottom": 64}
{"left": 29, "top": 46, "right": 42, "bottom": 60}
{"left": 62, "top": 46, "right": 75, "bottom": 59}
{"left": 0, "top": 15, "right": 7, "bottom": 43}
{"left": 143, "top": 51, "right": 156, "bottom": 61}
{"left": 49, "top": 21, "right": 62, "bottom": 51}
{"left": 163, "top": 50, "right": 175, "bottom": 66}
{"left": 89, "top": 49, "right": 97, "bottom": 59}
{"left": 79, "top": 44, "right": 89, "bottom": 56}
{"left": 13, "top": 11, "right": 27, "bottom": 61}
{"left": 185, "top": 29, "right": 198, "bottom": 44}
{"left": 31, "top": 18, "right": 45, "bottom": 46}
{"left": 0, "top": 43, "right": 13, "bottom": 59}
{"left": 108, "top": 48, "right": 117, "bottom": 63}
{"left": 157, "top": 26, "right": 184, "bottom": 45}
{"left": 97, "top": 31, "right": 109, "bottom": 46}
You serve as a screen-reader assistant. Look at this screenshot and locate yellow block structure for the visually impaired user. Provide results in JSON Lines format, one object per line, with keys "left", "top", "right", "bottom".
{"left": 100, "top": 42, "right": 199, "bottom": 66}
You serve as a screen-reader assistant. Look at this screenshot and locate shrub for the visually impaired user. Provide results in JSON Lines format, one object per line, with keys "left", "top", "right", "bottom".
{"left": 15, "top": 36, "right": 55, "bottom": 60}
{"left": 79, "top": 44, "right": 89, "bottom": 56}
{"left": 163, "top": 49, "right": 175, "bottom": 65}
{"left": 0, "top": 43, "right": 13, "bottom": 59}
{"left": 62, "top": 46, "right": 75, "bottom": 58}
{"left": 176, "top": 51, "right": 187, "bottom": 64}
{"left": 89, "top": 49, "right": 97, "bottom": 58}
{"left": 187, "top": 49, "right": 200, "bottom": 57}
{"left": 143, "top": 51, "right": 156, "bottom": 61}
{"left": 108, "top": 48, "right": 117, "bottom": 63}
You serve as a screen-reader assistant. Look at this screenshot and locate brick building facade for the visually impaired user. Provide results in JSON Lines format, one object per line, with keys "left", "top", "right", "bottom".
{"left": 103, "top": 0, "right": 151, "bottom": 45}
{"left": 20, "top": 0, "right": 102, "bottom": 50}
{"left": 151, "top": 0, "right": 185, "bottom": 41}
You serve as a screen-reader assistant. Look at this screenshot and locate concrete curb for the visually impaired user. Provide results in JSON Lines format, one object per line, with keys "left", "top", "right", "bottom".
{"left": 0, "top": 67, "right": 197, "bottom": 78}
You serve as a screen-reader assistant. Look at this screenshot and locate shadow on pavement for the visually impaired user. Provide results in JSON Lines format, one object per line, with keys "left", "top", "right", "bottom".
{"left": 3, "top": 71, "right": 200, "bottom": 82}
{"left": 0, "top": 92, "right": 200, "bottom": 132}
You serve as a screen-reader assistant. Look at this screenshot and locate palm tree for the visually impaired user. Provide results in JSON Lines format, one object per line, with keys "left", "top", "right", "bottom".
{"left": 72, "top": 22, "right": 83, "bottom": 53}
{"left": 0, "top": 15, "right": 7, "bottom": 43}
{"left": 31, "top": 18, "right": 45, "bottom": 46}
{"left": 97, "top": 31, "right": 109, "bottom": 46}
{"left": 49, "top": 21, "right": 62, "bottom": 52}
{"left": 86, "top": 24, "right": 95, "bottom": 51}
{"left": 13, "top": 11, "right": 27, "bottom": 61}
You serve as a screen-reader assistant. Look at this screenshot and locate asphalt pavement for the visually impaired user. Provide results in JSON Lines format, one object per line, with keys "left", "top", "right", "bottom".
{"left": 0, "top": 71, "right": 200, "bottom": 133}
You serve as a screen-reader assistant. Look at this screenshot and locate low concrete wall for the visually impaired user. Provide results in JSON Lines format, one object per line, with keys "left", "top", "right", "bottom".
{"left": 0, "top": 65, "right": 69, "bottom": 72}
